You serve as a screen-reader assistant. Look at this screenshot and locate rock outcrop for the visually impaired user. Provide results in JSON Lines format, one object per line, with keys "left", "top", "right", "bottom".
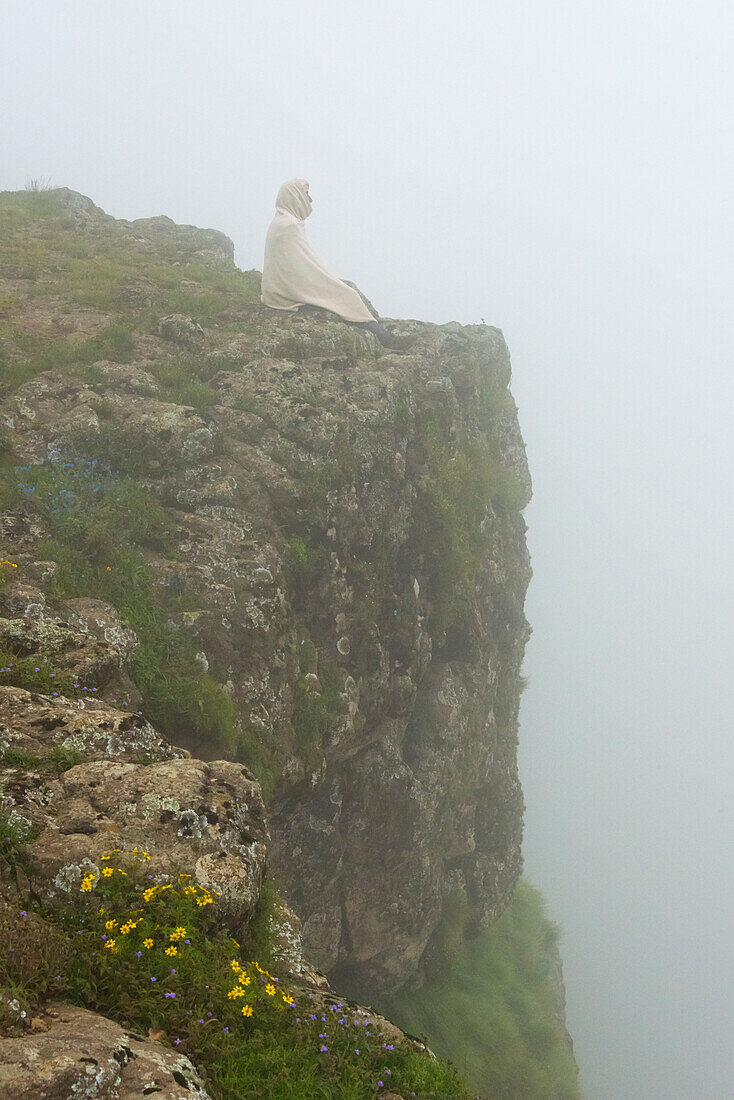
{"left": 0, "top": 1001, "right": 212, "bottom": 1100}
{"left": 0, "top": 188, "right": 533, "bottom": 998}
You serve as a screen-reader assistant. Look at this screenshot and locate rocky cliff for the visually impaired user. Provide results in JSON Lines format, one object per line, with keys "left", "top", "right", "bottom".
{"left": 0, "top": 187, "right": 533, "bottom": 1006}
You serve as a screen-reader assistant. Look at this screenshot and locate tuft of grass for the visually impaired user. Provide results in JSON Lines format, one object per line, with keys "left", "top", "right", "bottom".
{"left": 0, "top": 906, "right": 72, "bottom": 1027}
{"left": 24, "top": 177, "right": 54, "bottom": 192}
{"left": 282, "top": 535, "right": 328, "bottom": 598}
{"left": 0, "top": 745, "right": 84, "bottom": 774}
{"left": 0, "top": 319, "right": 136, "bottom": 397}
{"left": 0, "top": 648, "right": 81, "bottom": 699}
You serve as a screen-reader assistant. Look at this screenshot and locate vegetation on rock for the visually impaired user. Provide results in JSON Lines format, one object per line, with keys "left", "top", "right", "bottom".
{"left": 1, "top": 844, "right": 475, "bottom": 1099}
{"left": 382, "top": 881, "right": 582, "bottom": 1100}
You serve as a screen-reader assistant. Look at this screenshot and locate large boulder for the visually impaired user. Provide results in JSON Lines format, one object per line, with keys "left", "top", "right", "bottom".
{"left": 0, "top": 1000, "right": 211, "bottom": 1099}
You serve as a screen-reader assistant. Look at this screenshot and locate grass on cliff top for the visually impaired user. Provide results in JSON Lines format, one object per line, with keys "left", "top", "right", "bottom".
{"left": 0, "top": 188, "right": 260, "bottom": 315}
{"left": 0, "top": 847, "right": 474, "bottom": 1100}
{"left": 380, "top": 881, "right": 581, "bottom": 1100}
{"left": 0, "top": 186, "right": 261, "bottom": 400}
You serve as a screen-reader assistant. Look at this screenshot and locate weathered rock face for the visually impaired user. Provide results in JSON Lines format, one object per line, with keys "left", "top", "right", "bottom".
{"left": 0, "top": 679, "right": 268, "bottom": 934}
{"left": 0, "top": 189, "right": 533, "bottom": 995}
{"left": 0, "top": 1000, "right": 212, "bottom": 1099}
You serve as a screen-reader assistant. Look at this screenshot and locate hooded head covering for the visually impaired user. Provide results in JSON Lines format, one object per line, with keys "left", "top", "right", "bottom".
{"left": 275, "top": 178, "right": 312, "bottom": 221}
{"left": 260, "top": 179, "right": 375, "bottom": 323}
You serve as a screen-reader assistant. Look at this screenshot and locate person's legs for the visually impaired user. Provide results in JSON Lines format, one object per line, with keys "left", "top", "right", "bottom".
{"left": 355, "top": 319, "right": 417, "bottom": 351}
{"left": 296, "top": 305, "right": 416, "bottom": 351}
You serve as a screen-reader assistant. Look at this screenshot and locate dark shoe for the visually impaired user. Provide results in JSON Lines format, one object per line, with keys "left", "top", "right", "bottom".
{"left": 365, "top": 321, "right": 417, "bottom": 351}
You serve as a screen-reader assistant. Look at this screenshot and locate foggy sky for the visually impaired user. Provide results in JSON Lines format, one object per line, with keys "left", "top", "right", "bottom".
{"left": 2, "top": 3, "right": 733, "bottom": 1097}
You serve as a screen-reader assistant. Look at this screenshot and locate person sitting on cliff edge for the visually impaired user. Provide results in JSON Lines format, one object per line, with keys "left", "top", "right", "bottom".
{"left": 260, "top": 178, "right": 416, "bottom": 352}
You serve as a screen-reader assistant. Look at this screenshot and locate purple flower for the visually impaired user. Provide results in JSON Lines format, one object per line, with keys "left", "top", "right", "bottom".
{"left": 355, "top": 1049, "right": 359, "bottom": 1055}
{"left": 135, "top": 951, "right": 142, "bottom": 957}
{"left": 174, "top": 1037, "right": 182, "bottom": 1045}
{"left": 378, "top": 1083, "right": 384, "bottom": 1089}
{"left": 165, "top": 991, "right": 176, "bottom": 998}
{"left": 151, "top": 977, "right": 157, "bottom": 982}
{"left": 320, "top": 1044, "right": 328, "bottom": 1052}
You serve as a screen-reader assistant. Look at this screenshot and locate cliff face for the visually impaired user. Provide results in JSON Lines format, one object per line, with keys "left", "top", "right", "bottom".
{"left": 0, "top": 188, "right": 533, "bottom": 996}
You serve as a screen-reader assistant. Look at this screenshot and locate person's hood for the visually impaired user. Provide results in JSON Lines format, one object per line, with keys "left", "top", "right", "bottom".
{"left": 274, "top": 178, "right": 312, "bottom": 221}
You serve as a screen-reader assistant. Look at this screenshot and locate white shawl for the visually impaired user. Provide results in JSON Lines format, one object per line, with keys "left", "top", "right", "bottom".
{"left": 260, "top": 178, "right": 375, "bottom": 323}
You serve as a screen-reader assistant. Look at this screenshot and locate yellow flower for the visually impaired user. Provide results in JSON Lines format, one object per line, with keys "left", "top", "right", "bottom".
{"left": 238, "top": 975, "right": 251, "bottom": 987}
{"left": 98, "top": 907, "right": 105, "bottom": 916}
{"left": 170, "top": 926, "right": 186, "bottom": 940}
{"left": 101, "top": 867, "right": 113, "bottom": 878}
{"left": 227, "top": 986, "right": 244, "bottom": 999}
{"left": 115, "top": 869, "right": 127, "bottom": 875}
{"left": 282, "top": 994, "right": 294, "bottom": 1005}
{"left": 105, "top": 939, "right": 116, "bottom": 950}
{"left": 119, "top": 924, "right": 131, "bottom": 935}
{"left": 265, "top": 983, "right": 275, "bottom": 996}
{"left": 105, "top": 919, "right": 117, "bottom": 930}
{"left": 80, "top": 876, "right": 94, "bottom": 892}
{"left": 241, "top": 1004, "right": 253, "bottom": 1017}
{"left": 100, "top": 855, "right": 111, "bottom": 861}
{"left": 143, "top": 938, "right": 154, "bottom": 949}
{"left": 165, "top": 946, "right": 178, "bottom": 957}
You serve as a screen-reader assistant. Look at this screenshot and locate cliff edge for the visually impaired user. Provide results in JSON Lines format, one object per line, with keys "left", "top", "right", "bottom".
{"left": 0, "top": 187, "right": 533, "bottom": 1002}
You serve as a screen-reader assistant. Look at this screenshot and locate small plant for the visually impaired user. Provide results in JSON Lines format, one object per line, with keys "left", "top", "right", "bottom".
{"left": 283, "top": 535, "right": 327, "bottom": 598}
{"left": 0, "top": 907, "right": 72, "bottom": 1027}
{"left": 0, "top": 805, "right": 38, "bottom": 895}
{"left": 24, "top": 176, "right": 53, "bottom": 192}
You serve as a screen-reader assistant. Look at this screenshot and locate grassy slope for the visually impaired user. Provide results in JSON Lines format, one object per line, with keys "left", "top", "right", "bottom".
{"left": 381, "top": 881, "right": 582, "bottom": 1100}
